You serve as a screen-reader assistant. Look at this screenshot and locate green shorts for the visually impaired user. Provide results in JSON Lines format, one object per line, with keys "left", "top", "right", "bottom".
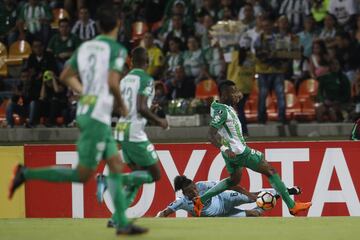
{"left": 76, "top": 116, "right": 119, "bottom": 169}
{"left": 120, "top": 141, "right": 158, "bottom": 167}
{"left": 222, "top": 146, "right": 263, "bottom": 174}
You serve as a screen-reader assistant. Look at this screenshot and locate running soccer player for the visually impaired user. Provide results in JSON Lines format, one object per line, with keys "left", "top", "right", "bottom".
{"left": 157, "top": 175, "right": 301, "bottom": 217}
{"left": 193, "top": 80, "right": 312, "bottom": 216}
{"left": 96, "top": 46, "right": 168, "bottom": 227}
{"left": 8, "top": 6, "right": 147, "bottom": 235}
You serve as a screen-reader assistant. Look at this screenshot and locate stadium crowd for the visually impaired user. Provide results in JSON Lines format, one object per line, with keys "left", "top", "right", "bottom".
{"left": 0, "top": 0, "right": 360, "bottom": 132}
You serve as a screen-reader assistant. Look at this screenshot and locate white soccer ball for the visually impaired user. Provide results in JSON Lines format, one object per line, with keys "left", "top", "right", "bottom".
{"left": 256, "top": 191, "right": 276, "bottom": 210}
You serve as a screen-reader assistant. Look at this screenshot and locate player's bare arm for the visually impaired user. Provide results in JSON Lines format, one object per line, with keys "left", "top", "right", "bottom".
{"left": 108, "top": 70, "right": 128, "bottom": 117}
{"left": 60, "top": 65, "right": 83, "bottom": 94}
{"left": 208, "top": 126, "right": 235, "bottom": 158}
{"left": 137, "top": 94, "right": 168, "bottom": 129}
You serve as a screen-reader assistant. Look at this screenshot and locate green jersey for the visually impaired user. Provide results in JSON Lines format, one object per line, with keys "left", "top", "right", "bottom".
{"left": 115, "top": 68, "right": 154, "bottom": 142}
{"left": 68, "top": 35, "right": 127, "bottom": 126}
{"left": 210, "top": 101, "right": 247, "bottom": 154}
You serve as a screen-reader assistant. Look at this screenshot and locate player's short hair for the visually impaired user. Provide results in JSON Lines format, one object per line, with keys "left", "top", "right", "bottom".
{"left": 174, "top": 175, "right": 193, "bottom": 192}
{"left": 218, "top": 80, "right": 235, "bottom": 97}
{"left": 96, "top": 5, "right": 118, "bottom": 33}
{"left": 131, "top": 47, "right": 147, "bottom": 66}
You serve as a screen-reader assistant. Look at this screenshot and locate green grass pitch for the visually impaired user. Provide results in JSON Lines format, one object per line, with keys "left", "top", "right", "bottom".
{"left": 0, "top": 217, "right": 359, "bottom": 240}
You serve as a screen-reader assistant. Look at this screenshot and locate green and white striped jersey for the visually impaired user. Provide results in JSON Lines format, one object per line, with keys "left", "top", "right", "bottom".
{"left": 19, "top": 3, "right": 52, "bottom": 34}
{"left": 210, "top": 101, "right": 247, "bottom": 154}
{"left": 68, "top": 35, "right": 127, "bottom": 126}
{"left": 115, "top": 68, "right": 154, "bottom": 142}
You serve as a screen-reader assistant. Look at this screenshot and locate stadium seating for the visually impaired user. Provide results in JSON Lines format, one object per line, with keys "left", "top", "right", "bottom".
{"left": 294, "top": 97, "right": 316, "bottom": 121}
{"left": 285, "top": 93, "right": 301, "bottom": 120}
{"left": 51, "top": 8, "right": 70, "bottom": 28}
{"left": 297, "top": 79, "right": 319, "bottom": 102}
{"left": 0, "top": 42, "right": 8, "bottom": 77}
{"left": 7, "top": 40, "right": 32, "bottom": 66}
{"left": 0, "top": 98, "right": 9, "bottom": 124}
{"left": 195, "top": 79, "right": 218, "bottom": 99}
{"left": 245, "top": 98, "right": 258, "bottom": 123}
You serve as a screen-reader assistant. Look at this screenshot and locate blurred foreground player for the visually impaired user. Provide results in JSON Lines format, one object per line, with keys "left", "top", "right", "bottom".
{"left": 193, "top": 81, "right": 312, "bottom": 216}
{"left": 8, "top": 5, "right": 147, "bottom": 235}
{"left": 157, "top": 175, "right": 301, "bottom": 217}
{"left": 96, "top": 47, "right": 168, "bottom": 227}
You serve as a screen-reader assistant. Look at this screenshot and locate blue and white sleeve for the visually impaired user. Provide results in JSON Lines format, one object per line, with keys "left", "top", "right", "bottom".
{"left": 167, "top": 197, "right": 186, "bottom": 212}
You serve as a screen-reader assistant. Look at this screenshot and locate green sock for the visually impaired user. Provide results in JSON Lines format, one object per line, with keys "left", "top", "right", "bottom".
{"left": 122, "top": 171, "right": 154, "bottom": 186}
{"left": 24, "top": 167, "right": 80, "bottom": 182}
{"left": 125, "top": 185, "right": 140, "bottom": 207}
{"left": 268, "top": 174, "right": 295, "bottom": 209}
{"left": 107, "top": 173, "right": 129, "bottom": 228}
{"left": 200, "top": 178, "right": 235, "bottom": 203}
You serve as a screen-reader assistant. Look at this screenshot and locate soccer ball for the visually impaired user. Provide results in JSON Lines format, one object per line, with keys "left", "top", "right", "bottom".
{"left": 256, "top": 191, "right": 276, "bottom": 210}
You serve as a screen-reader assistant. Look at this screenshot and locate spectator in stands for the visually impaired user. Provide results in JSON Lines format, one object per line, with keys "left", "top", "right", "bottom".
{"left": 6, "top": 69, "right": 30, "bottom": 128}
{"left": 334, "top": 31, "right": 360, "bottom": 83}
{"left": 39, "top": 70, "right": 68, "bottom": 127}
{"left": 309, "top": 39, "right": 330, "bottom": 79}
{"left": 162, "top": 0, "right": 194, "bottom": 38}
{"left": 328, "top": 0, "right": 357, "bottom": 27}
{"left": 219, "top": 6, "right": 237, "bottom": 21}
{"left": 244, "top": 14, "right": 265, "bottom": 53}
{"left": 143, "top": 32, "right": 164, "bottom": 79}
{"left": 298, "top": 16, "right": 318, "bottom": 58}
{"left": 18, "top": 0, "right": 52, "bottom": 44}
{"left": 316, "top": 60, "right": 351, "bottom": 122}
{"left": 47, "top": 18, "right": 81, "bottom": 71}
{"left": 238, "top": 0, "right": 265, "bottom": 20}
{"left": 227, "top": 37, "right": 256, "bottom": 135}
{"left": 162, "top": 14, "right": 192, "bottom": 52}
{"left": 254, "top": 17, "right": 288, "bottom": 124}
{"left": 182, "top": 35, "right": 208, "bottom": 83}
{"left": 164, "top": 37, "right": 183, "bottom": 78}
{"left": 203, "top": 39, "right": 225, "bottom": 82}
{"left": 240, "top": 3, "right": 256, "bottom": 31}
{"left": 349, "top": 68, "right": 360, "bottom": 121}
{"left": 152, "top": 81, "right": 167, "bottom": 118}
{"left": 351, "top": 15, "right": 360, "bottom": 43}
{"left": 318, "top": 13, "right": 338, "bottom": 46}
{"left": 195, "top": 14, "right": 214, "bottom": 49}
{"left": 165, "top": 65, "right": 195, "bottom": 100}
{"left": 217, "top": 0, "right": 239, "bottom": 20}
{"left": 0, "top": 0, "right": 18, "bottom": 47}
{"left": 197, "top": 0, "right": 218, "bottom": 20}
{"left": 26, "top": 39, "right": 58, "bottom": 128}
{"left": 311, "top": 0, "right": 330, "bottom": 25}
{"left": 279, "top": 0, "right": 310, "bottom": 33}
{"left": 71, "top": 6, "right": 97, "bottom": 42}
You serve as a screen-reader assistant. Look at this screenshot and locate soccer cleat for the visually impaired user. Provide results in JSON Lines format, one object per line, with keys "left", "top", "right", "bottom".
{"left": 288, "top": 186, "right": 302, "bottom": 195}
{"left": 96, "top": 174, "right": 107, "bottom": 203}
{"left": 289, "top": 202, "right": 312, "bottom": 216}
{"left": 8, "top": 164, "right": 26, "bottom": 200}
{"left": 116, "top": 224, "right": 148, "bottom": 235}
{"left": 193, "top": 196, "right": 204, "bottom": 217}
{"left": 107, "top": 219, "right": 116, "bottom": 228}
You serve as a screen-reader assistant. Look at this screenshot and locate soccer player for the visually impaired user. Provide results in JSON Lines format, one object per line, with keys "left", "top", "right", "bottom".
{"left": 193, "top": 80, "right": 312, "bottom": 216}
{"left": 8, "top": 6, "right": 147, "bottom": 235}
{"left": 157, "top": 175, "right": 301, "bottom": 217}
{"left": 97, "top": 46, "right": 168, "bottom": 227}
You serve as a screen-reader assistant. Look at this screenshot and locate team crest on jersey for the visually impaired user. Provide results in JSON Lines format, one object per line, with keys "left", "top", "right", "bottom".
{"left": 147, "top": 144, "right": 155, "bottom": 152}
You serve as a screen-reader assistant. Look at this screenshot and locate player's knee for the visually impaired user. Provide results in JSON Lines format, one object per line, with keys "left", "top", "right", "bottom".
{"left": 229, "top": 175, "right": 240, "bottom": 185}
{"left": 78, "top": 171, "right": 93, "bottom": 183}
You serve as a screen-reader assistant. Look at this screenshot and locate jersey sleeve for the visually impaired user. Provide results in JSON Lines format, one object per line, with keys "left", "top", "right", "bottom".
{"left": 110, "top": 46, "right": 127, "bottom": 73}
{"left": 139, "top": 75, "right": 154, "bottom": 97}
{"left": 67, "top": 47, "right": 79, "bottom": 71}
{"left": 167, "top": 197, "right": 186, "bottom": 212}
{"left": 196, "top": 181, "right": 218, "bottom": 192}
{"left": 210, "top": 106, "right": 227, "bottom": 129}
